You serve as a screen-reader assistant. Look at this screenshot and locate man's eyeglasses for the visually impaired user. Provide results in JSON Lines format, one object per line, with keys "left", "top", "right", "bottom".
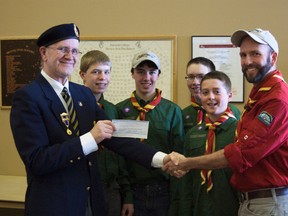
{"left": 47, "top": 46, "right": 82, "bottom": 56}
{"left": 185, "top": 74, "right": 204, "bottom": 81}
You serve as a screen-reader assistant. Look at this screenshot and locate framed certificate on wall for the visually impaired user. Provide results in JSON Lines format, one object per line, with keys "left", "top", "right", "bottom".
{"left": 192, "top": 36, "right": 244, "bottom": 102}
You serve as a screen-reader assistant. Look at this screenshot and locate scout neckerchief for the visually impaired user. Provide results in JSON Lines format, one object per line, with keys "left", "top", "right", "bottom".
{"left": 191, "top": 96, "right": 204, "bottom": 125}
{"left": 236, "top": 70, "right": 285, "bottom": 140}
{"left": 130, "top": 89, "right": 162, "bottom": 141}
{"left": 97, "top": 94, "right": 104, "bottom": 109}
{"left": 130, "top": 88, "right": 162, "bottom": 121}
{"left": 97, "top": 102, "right": 103, "bottom": 109}
{"left": 201, "top": 107, "right": 235, "bottom": 192}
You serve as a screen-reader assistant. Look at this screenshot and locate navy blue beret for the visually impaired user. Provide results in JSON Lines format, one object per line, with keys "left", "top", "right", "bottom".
{"left": 37, "top": 23, "right": 80, "bottom": 47}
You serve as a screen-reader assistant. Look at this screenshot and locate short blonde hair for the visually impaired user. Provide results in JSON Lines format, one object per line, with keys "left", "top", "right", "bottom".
{"left": 80, "top": 50, "right": 111, "bottom": 72}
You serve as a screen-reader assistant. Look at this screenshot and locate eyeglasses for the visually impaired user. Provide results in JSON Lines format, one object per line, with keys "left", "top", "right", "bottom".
{"left": 47, "top": 46, "right": 82, "bottom": 56}
{"left": 185, "top": 74, "right": 204, "bottom": 81}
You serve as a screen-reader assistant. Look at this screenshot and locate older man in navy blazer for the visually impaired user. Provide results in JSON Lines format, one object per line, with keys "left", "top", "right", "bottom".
{"left": 10, "top": 23, "right": 171, "bottom": 216}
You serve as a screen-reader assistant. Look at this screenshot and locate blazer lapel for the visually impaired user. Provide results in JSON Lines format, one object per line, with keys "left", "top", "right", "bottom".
{"left": 36, "top": 75, "right": 69, "bottom": 133}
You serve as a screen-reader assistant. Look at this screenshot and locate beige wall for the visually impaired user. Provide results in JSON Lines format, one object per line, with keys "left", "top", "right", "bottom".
{"left": 1, "top": 0, "right": 287, "bottom": 176}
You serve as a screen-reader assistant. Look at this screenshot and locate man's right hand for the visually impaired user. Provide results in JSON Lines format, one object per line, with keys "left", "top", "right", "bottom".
{"left": 163, "top": 151, "right": 189, "bottom": 178}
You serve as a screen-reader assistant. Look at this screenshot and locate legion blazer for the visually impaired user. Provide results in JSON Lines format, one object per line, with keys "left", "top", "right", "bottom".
{"left": 10, "top": 74, "right": 157, "bottom": 216}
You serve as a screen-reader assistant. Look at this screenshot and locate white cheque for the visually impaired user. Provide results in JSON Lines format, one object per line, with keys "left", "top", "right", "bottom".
{"left": 112, "top": 119, "right": 149, "bottom": 139}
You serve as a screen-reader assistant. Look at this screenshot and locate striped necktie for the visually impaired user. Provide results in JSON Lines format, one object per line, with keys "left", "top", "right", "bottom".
{"left": 201, "top": 107, "right": 235, "bottom": 192}
{"left": 61, "top": 87, "right": 80, "bottom": 136}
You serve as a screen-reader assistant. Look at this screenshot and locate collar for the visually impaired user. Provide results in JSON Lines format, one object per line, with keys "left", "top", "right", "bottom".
{"left": 41, "top": 70, "right": 69, "bottom": 96}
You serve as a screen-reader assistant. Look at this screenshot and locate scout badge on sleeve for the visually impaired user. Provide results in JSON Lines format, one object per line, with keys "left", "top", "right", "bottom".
{"left": 258, "top": 111, "right": 274, "bottom": 126}
{"left": 60, "top": 112, "right": 72, "bottom": 135}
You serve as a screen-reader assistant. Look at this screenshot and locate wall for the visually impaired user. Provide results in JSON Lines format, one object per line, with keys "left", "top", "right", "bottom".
{"left": 1, "top": 0, "right": 287, "bottom": 175}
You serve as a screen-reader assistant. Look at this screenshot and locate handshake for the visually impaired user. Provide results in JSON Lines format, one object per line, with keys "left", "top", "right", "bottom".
{"left": 162, "top": 152, "right": 190, "bottom": 178}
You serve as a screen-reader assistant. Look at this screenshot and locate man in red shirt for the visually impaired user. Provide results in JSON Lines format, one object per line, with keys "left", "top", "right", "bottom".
{"left": 165, "top": 28, "right": 288, "bottom": 215}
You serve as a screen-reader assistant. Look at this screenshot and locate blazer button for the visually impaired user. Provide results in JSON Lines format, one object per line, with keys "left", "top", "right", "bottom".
{"left": 86, "top": 186, "right": 90, "bottom": 191}
{"left": 88, "top": 161, "right": 92, "bottom": 166}
{"left": 70, "top": 160, "right": 74, "bottom": 163}
{"left": 77, "top": 157, "right": 81, "bottom": 160}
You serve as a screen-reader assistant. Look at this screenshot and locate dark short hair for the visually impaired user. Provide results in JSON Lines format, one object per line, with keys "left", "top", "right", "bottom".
{"left": 186, "top": 57, "right": 216, "bottom": 71}
{"left": 201, "top": 71, "right": 231, "bottom": 92}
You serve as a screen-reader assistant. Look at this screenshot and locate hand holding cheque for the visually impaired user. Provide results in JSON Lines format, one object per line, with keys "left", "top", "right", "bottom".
{"left": 90, "top": 120, "right": 116, "bottom": 143}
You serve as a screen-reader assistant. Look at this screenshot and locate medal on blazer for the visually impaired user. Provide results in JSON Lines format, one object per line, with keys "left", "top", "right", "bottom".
{"left": 60, "top": 112, "right": 72, "bottom": 135}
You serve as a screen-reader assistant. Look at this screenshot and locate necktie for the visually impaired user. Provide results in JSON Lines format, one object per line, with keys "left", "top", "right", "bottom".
{"left": 130, "top": 88, "right": 162, "bottom": 121}
{"left": 61, "top": 87, "right": 80, "bottom": 136}
{"left": 201, "top": 107, "right": 235, "bottom": 192}
{"left": 191, "top": 96, "right": 204, "bottom": 125}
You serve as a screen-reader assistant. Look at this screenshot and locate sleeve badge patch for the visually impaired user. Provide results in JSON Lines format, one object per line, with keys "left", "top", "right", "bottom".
{"left": 258, "top": 111, "right": 274, "bottom": 126}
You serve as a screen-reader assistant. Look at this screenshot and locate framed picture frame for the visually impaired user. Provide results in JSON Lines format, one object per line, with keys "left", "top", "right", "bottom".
{"left": 0, "top": 36, "right": 177, "bottom": 108}
{"left": 70, "top": 36, "right": 177, "bottom": 104}
{"left": 0, "top": 38, "right": 41, "bottom": 109}
{"left": 191, "top": 36, "right": 244, "bottom": 102}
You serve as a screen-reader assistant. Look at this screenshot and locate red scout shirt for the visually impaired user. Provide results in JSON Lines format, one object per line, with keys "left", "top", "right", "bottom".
{"left": 224, "top": 70, "right": 288, "bottom": 192}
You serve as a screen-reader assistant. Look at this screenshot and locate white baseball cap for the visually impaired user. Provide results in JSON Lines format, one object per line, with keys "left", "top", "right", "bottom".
{"left": 132, "top": 51, "right": 161, "bottom": 70}
{"left": 231, "top": 28, "right": 278, "bottom": 53}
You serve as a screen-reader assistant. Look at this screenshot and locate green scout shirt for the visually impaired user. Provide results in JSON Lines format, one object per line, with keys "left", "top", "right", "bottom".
{"left": 180, "top": 117, "right": 239, "bottom": 216}
{"left": 182, "top": 103, "right": 241, "bottom": 133}
{"left": 97, "top": 95, "right": 133, "bottom": 203}
{"left": 116, "top": 92, "right": 185, "bottom": 212}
